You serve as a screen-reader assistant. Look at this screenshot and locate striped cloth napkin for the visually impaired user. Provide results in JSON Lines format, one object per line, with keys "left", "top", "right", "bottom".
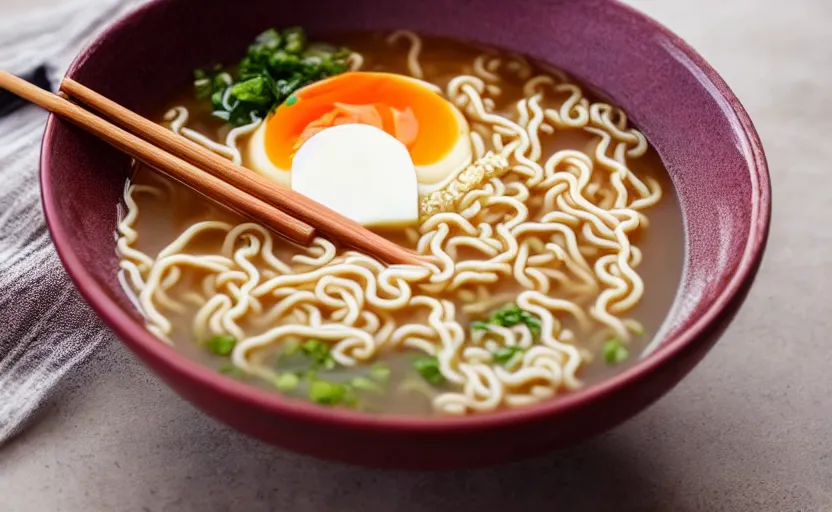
{"left": 0, "top": 0, "right": 145, "bottom": 444}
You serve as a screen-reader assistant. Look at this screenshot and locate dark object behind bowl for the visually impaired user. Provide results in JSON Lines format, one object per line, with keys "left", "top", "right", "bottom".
{"left": 40, "top": 0, "right": 770, "bottom": 469}
{"left": 0, "top": 66, "right": 51, "bottom": 117}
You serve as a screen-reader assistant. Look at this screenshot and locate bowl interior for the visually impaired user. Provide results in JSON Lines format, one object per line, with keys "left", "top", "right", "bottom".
{"left": 42, "top": 0, "right": 768, "bottom": 426}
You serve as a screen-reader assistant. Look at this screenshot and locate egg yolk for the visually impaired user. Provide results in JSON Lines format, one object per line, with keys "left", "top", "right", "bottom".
{"left": 263, "top": 72, "right": 460, "bottom": 171}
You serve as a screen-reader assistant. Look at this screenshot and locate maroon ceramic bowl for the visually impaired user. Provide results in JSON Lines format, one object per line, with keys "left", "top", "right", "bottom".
{"left": 40, "top": 0, "right": 770, "bottom": 469}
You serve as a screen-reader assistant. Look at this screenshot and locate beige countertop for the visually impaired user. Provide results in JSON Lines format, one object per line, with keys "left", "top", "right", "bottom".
{"left": 0, "top": 0, "right": 830, "bottom": 510}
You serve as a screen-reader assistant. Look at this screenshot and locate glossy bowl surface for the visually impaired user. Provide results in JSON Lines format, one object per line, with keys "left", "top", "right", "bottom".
{"left": 40, "top": 0, "right": 770, "bottom": 469}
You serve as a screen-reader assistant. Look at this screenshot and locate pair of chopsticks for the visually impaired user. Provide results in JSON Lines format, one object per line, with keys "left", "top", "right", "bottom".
{"left": 0, "top": 70, "right": 423, "bottom": 266}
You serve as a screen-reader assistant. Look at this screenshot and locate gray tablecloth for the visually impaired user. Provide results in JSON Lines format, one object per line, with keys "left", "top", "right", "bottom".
{"left": 0, "top": 0, "right": 143, "bottom": 444}
{"left": 0, "top": 0, "right": 830, "bottom": 510}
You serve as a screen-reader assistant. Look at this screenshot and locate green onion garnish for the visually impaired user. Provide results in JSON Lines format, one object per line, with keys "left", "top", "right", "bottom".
{"left": 492, "top": 346, "right": 524, "bottom": 367}
{"left": 206, "top": 334, "right": 237, "bottom": 356}
{"left": 369, "top": 363, "right": 391, "bottom": 383}
{"left": 603, "top": 339, "right": 630, "bottom": 365}
{"left": 413, "top": 356, "right": 445, "bottom": 385}
{"left": 351, "top": 376, "right": 384, "bottom": 394}
{"left": 192, "top": 27, "right": 351, "bottom": 126}
{"left": 301, "top": 339, "right": 332, "bottom": 366}
{"left": 274, "top": 373, "right": 301, "bottom": 392}
{"left": 308, "top": 380, "right": 348, "bottom": 405}
{"left": 218, "top": 364, "right": 245, "bottom": 378}
{"left": 470, "top": 320, "right": 491, "bottom": 331}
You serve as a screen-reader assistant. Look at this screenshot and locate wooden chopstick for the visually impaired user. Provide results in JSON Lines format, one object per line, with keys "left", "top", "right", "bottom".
{"left": 0, "top": 70, "right": 314, "bottom": 245}
{"left": 60, "top": 77, "right": 425, "bottom": 267}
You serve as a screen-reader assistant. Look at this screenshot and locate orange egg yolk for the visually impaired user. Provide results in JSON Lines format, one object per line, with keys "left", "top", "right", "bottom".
{"left": 263, "top": 72, "right": 460, "bottom": 171}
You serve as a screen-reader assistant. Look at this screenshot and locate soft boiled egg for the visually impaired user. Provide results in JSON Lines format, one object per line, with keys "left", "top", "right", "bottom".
{"left": 244, "top": 72, "right": 472, "bottom": 192}
{"left": 291, "top": 124, "right": 419, "bottom": 227}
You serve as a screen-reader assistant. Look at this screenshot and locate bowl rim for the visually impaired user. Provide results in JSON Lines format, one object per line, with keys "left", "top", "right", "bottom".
{"left": 40, "top": 0, "right": 771, "bottom": 433}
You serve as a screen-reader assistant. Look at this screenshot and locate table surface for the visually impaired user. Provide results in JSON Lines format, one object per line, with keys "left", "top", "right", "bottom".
{"left": 1, "top": 0, "right": 830, "bottom": 510}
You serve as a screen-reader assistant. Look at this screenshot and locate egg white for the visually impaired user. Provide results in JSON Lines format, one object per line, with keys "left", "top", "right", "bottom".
{"left": 291, "top": 124, "right": 419, "bottom": 227}
{"left": 244, "top": 119, "right": 292, "bottom": 188}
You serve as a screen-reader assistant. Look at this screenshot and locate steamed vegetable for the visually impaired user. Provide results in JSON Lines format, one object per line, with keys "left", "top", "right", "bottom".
{"left": 193, "top": 27, "right": 351, "bottom": 125}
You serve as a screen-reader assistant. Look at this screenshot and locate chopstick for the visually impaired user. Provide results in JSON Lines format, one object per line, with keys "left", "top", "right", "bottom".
{"left": 0, "top": 70, "right": 314, "bottom": 245}
{"left": 59, "top": 77, "right": 425, "bottom": 267}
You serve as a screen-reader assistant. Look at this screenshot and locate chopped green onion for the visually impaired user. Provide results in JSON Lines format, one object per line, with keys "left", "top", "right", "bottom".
{"left": 491, "top": 307, "right": 522, "bottom": 327}
{"left": 277, "top": 338, "right": 336, "bottom": 374}
{"left": 282, "top": 339, "right": 301, "bottom": 356}
{"left": 474, "top": 304, "right": 542, "bottom": 337}
{"left": 301, "top": 339, "right": 330, "bottom": 364}
{"left": 230, "top": 75, "right": 274, "bottom": 105}
{"left": 519, "top": 311, "right": 541, "bottom": 335}
{"left": 351, "top": 376, "right": 384, "bottom": 393}
{"left": 218, "top": 364, "right": 245, "bottom": 378}
{"left": 492, "top": 346, "right": 524, "bottom": 367}
{"left": 193, "top": 69, "right": 212, "bottom": 99}
{"left": 308, "top": 380, "right": 348, "bottom": 405}
{"left": 301, "top": 339, "right": 337, "bottom": 370}
{"left": 470, "top": 320, "right": 491, "bottom": 331}
{"left": 493, "top": 304, "right": 539, "bottom": 328}
{"left": 413, "top": 357, "right": 445, "bottom": 386}
{"left": 251, "top": 28, "right": 282, "bottom": 52}
{"left": 603, "top": 339, "right": 630, "bottom": 365}
{"left": 274, "top": 373, "right": 300, "bottom": 392}
{"left": 282, "top": 26, "right": 307, "bottom": 54}
{"left": 284, "top": 93, "right": 298, "bottom": 106}
{"left": 206, "top": 334, "right": 237, "bottom": 356}
{"left": 369, "top": 363, "right": 391, "bottom": 383}
{"left": 193, "top": 27, "right": 350, "bottom": 125}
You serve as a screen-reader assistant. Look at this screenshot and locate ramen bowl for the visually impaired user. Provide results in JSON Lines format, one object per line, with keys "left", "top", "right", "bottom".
{"left": 40, "top": 0, "right": 770, "bottom": 469}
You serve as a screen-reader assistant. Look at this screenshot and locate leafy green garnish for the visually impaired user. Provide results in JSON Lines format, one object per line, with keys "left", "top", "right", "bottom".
{"left": 230, "top": 75, "right": 274, "bottom": 105}
{"left": 603, "top": 339, "right": 630, "bottom": 365}
{"left": 470, "top": 320, "right": 491, "bottom": 331}
{"left": 206, "top": 334, "right": 237, "bottom": 356}
{"left": 282, "top": 26, "right": 307, "bottom": 54}
{"left": 193, "top": 68, "right": 213, "bottom": 99}
{"left": 489, "top": 304, "right": 542, "bottom": 335}
{"left": 274, "top": 372, "right": 301, "bottom": 392}
{"left": 471, "top": 304, "right": 542, "bottom": 337}
{"left": 413, "top": 357, "right": 445, "bottom": 386}
{"left": 369, "top": 363, "right": 391, "bottom": 383}
{"left": 492, "top": 346, "right": 524, "bottom": 367}
{"left": 218, "top": 364, "right": 245, "bottom": 378}
{"left": 282, "top": 339, "right": 302, "bottom": 356}
{"left": 519, "top": 312, "right": 541, "bottom": 336}
{"left": 309, "top": 379, "right": 348, "bottom": 405}
{"left": 301, "top": 339, "right": 336, "bottom": 370}
{"left": 301, "top": 338, "right": 327, "bottom": 360}
{"left": 491, "top": 306, "right": 522, "bottom": 327}
{"left": 193, "top": 26, "right": 351, "bottom": 126}
{"left": 351, "top": 376, "right": 384, "bottom": 394}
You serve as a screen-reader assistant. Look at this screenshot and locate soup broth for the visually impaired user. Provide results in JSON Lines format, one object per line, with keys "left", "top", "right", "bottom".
{"left": 118, "top": 30, "right": 684, "bottom": 416}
